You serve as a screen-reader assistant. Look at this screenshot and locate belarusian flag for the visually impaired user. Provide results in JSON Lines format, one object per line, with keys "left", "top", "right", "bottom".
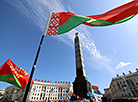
{"left": 77, "top": 95, "right": 81, "bottom": 100}
{"left": 69, "top": 91, "right": 76, "bottom": 97}
{"left": 44, "top": 0, "right": 138, "bottom": 36}
{"left": 44, "top": 12, "right": 90, "bottom": 36}
{"left": 84, "top": 0, "right": 138, "bottom": 26}
{"left": 91, "top": 85, "right": 102, "bottom": 94}
{"left": 0, "top": 59, "right": 34, "bottom": 91}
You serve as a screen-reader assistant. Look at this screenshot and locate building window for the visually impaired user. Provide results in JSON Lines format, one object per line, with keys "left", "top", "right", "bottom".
{"left": 120, "top": 90, "right": 122, "bottom": 92}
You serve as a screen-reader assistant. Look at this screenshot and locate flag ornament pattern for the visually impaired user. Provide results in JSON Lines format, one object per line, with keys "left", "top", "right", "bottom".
{"left": 45, "top": 12, "right": 90, "bottom": 36}
{"left": 46, "top": 12, "right": 60, "bottom": 36}
{"left": 0, "top": 59, "right": 34, "bottom": 91}
{"left": 44, "top": 0, "right": 138, "bottom": 36}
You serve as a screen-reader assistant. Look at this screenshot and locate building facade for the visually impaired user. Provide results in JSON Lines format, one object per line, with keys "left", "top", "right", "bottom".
{"left": 0, "top": 89, "right": 5, "bottom": 100}
{"left": 27, "top": 80, "right": 73, "bottom": 102}
{"left": 2, "top": 80, "right": 73, "bottom": 102}
{"left": 2, "top": 86, "right": 24, "bottom": 101}
{"left": 104, "top": 69, "right": 138, "bottom": 101}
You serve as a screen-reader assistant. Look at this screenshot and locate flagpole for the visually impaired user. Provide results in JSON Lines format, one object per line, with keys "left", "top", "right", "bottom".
{"left": 22, "top": 12, "right": 52, "bottom": 102}
{"left": 22, "top": 34, "right": 45, "bottom": 102}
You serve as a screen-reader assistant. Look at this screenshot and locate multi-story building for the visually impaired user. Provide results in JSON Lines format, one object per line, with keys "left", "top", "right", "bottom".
{"left": 2, "top": 85, "right": 24, "bottom": 101}
{"left": 0, "top": 89, "right": 5, "bottom": 94}
{"left": 2, "top": 80, "right": 73, "bottom": 102}
{"left": 104, "top": 69, "right": 138, "bottom": 101}
{"left": 27, "top": 80, "right": 73, "bottom": 102}
{"left": 0, "top": 89, "right": 5, "bottom": 99}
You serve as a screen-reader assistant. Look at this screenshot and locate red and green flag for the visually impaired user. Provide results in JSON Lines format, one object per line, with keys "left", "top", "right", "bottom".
{"left": 77, "top": 95, "right": 81, "bottom": 100}
{"left": 44, "top": 0, "right": 138, "bottom": 36}
{"left": 0, "top": 59, "right": 34, "bottom": 91}
{"left": 44, "top": 12, "right": 90, "bottom": 36}
{"left": 69, "top": 91, "right": 76, "bottom": 97}
{"left": 91, "top": 85, "right": 102, "bottom": 95}
{"left": 84, "top": 0, "right": 138, "bottom": 26}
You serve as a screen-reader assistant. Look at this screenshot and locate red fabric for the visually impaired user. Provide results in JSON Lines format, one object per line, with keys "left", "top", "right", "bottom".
{"left": 91, "top": 85, "right": 99, "bottom": 89}
{"left": 77, "top": 95, "right": 81, "bottom": 99}
{"left": 57, "top": 12, "right": 76, "bottom": 26}
{"left": 0, "top": 59, "right": 34, "bottom": 90}
{"left": 46, "top": 12, "right": 75, "bottom": 36}
{"left": 69, "top": 91, "right": 76, "bottom": 96}
{"left": 84, "top": 0, "right": 138, "bottom": 26}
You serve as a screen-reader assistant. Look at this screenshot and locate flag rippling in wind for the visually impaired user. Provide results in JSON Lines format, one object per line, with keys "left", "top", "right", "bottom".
{"left": 69, "top": 91, "right": 76, "bottom": 97}
{"left": 87, "top": 93, "right": 95, "bottom": 98}
{"left": 91, "top": 85, "right": 103, "bottom": 101}
{"left": 44, "top": 0, "right": 138, "bottom": 36}
{"left": 77, "top": 95, "right": 81, "bottom": 100}
{"left": 0, "top": 59, "right": 34, "bottom": 91}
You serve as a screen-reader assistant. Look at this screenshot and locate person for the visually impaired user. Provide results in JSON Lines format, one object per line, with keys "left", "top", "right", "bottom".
{"left": 83, "top": 98, "right": 87, "bottom": 102}
{"left": 80, "top": 98, "right": 84, "bottom": 102}
{"left": 90, "top": 98, "right": 93, "bottom": 102}
{"left": 93, "top": 98, "right": 96, "bottom": 102}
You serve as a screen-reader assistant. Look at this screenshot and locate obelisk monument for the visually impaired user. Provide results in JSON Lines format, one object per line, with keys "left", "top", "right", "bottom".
{"left": 72, "top": 33, "right": 92, "bottom": 100}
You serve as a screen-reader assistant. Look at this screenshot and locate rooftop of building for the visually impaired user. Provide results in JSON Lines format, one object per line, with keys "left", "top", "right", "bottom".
{"left": 112, "top": 69, "right": 138, "bottom": 81}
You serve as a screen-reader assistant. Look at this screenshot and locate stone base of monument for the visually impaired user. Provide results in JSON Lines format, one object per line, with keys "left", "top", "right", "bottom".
{"left": 71, "top": 76, "right": 92, "bottom": 101}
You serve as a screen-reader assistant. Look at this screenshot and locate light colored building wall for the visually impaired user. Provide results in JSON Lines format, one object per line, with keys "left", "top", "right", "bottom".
{"left": 28, "top": 81, "right": 73, "bottom": 102}
{"left": 2, "top": 86, "right": 24, "bottom": 101}
{"left": 2, "top": 80, "right": 72, "bottom": 102}
{"left": 0, "top": 89, "right": 5, "bottom": 94}
{"left": 104, "top": 70, "right": 138, "bottom": 100}
{"left": 0, "top": 89, "right": 5, "bottom": 99}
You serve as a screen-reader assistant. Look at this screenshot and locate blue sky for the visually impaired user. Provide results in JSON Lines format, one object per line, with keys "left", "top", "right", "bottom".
{"left": 0, "top": 0, "right": 138, "bottom": 93}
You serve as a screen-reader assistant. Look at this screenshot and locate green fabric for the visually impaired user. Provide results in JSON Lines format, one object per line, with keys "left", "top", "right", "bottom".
{"left": 57, "top": 15, "right": 90, "bottom": 34}
{"left": 87, "top": 19, "right": 113, "bottom": 26}
{"left": 85, "top": 14, "right": 137, "bottom": 26}
{"left": 70, "top": 94, "right": 76, "bottom": 97}
{"left": 0, "top": 74, "right": 21, "bottom": 87}
{"left": 115, "top": 14, "right": 137, "bottom": 24}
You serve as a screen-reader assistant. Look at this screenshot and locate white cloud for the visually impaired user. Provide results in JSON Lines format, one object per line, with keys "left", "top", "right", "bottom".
{"left": 115, "top": 62, "right": 132, "bottom": 69}
{"left": 5, "top": 0, "right": 114, "bottom": 73}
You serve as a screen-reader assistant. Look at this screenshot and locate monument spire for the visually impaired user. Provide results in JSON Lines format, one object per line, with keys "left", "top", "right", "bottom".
{"left": 75, "top": 32, "right": 86, "bottom": 77}
{"left": 72, "top": 32, "right": 92, "bottom": 101}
